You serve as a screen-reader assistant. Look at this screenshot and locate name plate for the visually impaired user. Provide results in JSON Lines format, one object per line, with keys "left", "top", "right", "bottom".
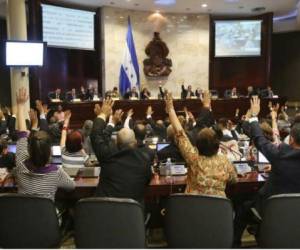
{"left": 51, "top": 99, "right": 61, "bottom": 103}
{"left": 73, "top": 98, "right": 81, "bottom": 102}
{"left": 130, "top": 97, "right": 138, "bottom": 100}
{"left": 112, "top": 97, "right": 120, "bottom": 101}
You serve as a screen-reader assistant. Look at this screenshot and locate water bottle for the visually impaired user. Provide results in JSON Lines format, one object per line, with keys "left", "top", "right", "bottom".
{"left": 165, "top": 158, "right": 172, "bottom": 178}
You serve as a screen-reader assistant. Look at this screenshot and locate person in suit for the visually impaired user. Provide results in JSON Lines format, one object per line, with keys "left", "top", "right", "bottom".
{"left": 49, "top": 88, "right": 64, "bottom": 101}
{"left": 79, "top": 86, "right": 88, "bottom": 101}
{"left": 0, "top": 138, "right": 15, "bottom": 170}
{"left": 261, "top": 86, "right": 274, "bottom": 98}
{"left": 124, "top": 86, "right": 139, "bottom": 99}
{"left": 86, "top": 84, "right": 96, "bottom": 101}
{"left": 195, "top": 88, "right": 203, "bottom": 99}
{"left": 234, "top": 97, "right": 300, "bottom": 247}
{"left": 140, "top": 87, "right": 151, "bottom": 100}
{"left": 247, "top": 86, "right": 257, "bottom": 98}
{"left": 157, "top": 125, "right": 185, "bottom": 162}
{"left": 158, "top": 85, "right": 168, "bottom": 99}
{"left": 66, "top": 88, "right": 78, "bottom": 102}
{"left": 181, "top": 84, "right": 195, "bottom": 99}
{"left": 91, "top": 100, "right": 152, "bottom": 203}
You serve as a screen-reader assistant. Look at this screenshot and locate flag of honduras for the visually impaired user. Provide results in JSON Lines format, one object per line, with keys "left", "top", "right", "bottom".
{"left": 119, "top": 17, "right": 140, "bottom": 96}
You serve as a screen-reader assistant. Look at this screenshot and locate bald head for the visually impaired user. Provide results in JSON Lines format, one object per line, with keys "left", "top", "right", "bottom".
{"left": 117, "top": 128, "right": 137, "bottom": 148}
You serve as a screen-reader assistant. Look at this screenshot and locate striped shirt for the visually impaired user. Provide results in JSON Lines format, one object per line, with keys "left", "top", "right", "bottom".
{"left": 14, "top": 133, "right": 75, "bottom": 201}
{"left": 61, "top": 147, "right": 89, "bottom": 168}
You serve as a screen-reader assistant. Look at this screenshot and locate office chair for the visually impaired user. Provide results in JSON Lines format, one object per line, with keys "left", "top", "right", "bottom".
{"left": 259, "top": 194, "right": 300, "bottom": 248}
{"left": 164, "top": 193, "right": 234, "bottom": 248}
{"left": 0, "top": 193, "right": 61, "bottom": 248}
{"left": 75, "top": 197, "right": 146, "bottom": 248}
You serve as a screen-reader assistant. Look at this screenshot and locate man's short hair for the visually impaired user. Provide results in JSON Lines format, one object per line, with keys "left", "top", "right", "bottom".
{"left": 196, "top": 128, "right": 220, "bottom": 157}
{"left": 291, "top": 123, "right": 300, "bottom": 146}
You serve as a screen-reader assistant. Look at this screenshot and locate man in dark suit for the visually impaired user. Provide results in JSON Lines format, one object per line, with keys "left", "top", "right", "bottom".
{"left": 234, "top": 97, "right": 300, "bottom": 246}
{"left": 91, "top": 100, "right": 152, "bottom": 203}
{"left": 157, "top": 125, "right": 184, "bottom": 162}
{"left": 181, "top": 84, "right": 195, "bottom": 99}
{"left": 124, "top": 86, "right": 139, "bottom": 99}
{"left": 49, "top": 88, "right": 64, "bottom": 101}
{"left": 66, "top": 88, "right": 78, "bottom": 102}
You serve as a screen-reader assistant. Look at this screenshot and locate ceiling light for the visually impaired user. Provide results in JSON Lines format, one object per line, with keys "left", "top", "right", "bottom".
{"left": 201, "top": 3, "right": 208, "bottom": 8}
{"left": 155, "top": 0, "right": 176, "bottom": 6}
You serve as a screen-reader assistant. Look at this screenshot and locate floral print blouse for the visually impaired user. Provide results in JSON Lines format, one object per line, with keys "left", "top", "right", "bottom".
{"left": 175, "top": 130, "right": 238, "bottom": 197}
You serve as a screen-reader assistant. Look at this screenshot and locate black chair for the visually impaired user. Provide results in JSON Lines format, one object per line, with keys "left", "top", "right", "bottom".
{"left": 75, "top": 197, "right": 146, "bottom": 248}
{"left": 165, "top": 193, "right": 234, "bottom": 248}
{"left": 0, "top": 193, "right": 61, "bottom": 248}
{"left": 259, "top": 194, "right": 300, "bottom": 248}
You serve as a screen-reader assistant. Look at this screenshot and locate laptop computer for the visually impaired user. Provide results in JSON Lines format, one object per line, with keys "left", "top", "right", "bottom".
{"left": 233, "top": 161, "right": 252, "bottom": 175}
{"left": 156, "top": 143, "right": 170, "bottom": 152}
{"left": 51, "top": 145, "right": 62, "bottom": 164}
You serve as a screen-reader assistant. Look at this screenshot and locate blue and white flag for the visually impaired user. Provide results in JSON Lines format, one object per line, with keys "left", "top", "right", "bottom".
{"left": 119, "top": 17, "right": 140, "bottom": 96}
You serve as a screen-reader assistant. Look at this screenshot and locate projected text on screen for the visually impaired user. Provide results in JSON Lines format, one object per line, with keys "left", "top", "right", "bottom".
{"left": 42, "top": 4, "right": 95, "bottom": 50}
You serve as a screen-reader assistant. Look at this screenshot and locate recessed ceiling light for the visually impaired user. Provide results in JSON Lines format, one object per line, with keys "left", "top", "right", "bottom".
{"left": 201, "top": 3, "right": 208, "bottom": 8}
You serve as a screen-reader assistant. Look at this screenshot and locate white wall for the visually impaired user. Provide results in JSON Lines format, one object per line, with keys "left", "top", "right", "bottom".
{"left": 101, "top": 7, "right": 210, "bottom": 97}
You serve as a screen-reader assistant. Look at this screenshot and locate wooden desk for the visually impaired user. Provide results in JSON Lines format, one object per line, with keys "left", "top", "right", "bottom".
{"left": 54, "top": 98, "right": 286, "bottom": 128}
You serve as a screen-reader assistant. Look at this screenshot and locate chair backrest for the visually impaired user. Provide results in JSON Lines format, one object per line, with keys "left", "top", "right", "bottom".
{"left": 75, "top": 197, "right": 146, "bottom": 248}
{"left": 0, "top": 193, "right": 60, "bottom": 248}
{"left": 259, "top": 194, "right": 300, "bottom": 248}
{"left": 165, "top": 194, "right": 234, "bottom": 248}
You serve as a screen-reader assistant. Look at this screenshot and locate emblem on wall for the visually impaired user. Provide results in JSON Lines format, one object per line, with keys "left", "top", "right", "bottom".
{"left": 143, "top": 32, "right": 172, "bottom": 77}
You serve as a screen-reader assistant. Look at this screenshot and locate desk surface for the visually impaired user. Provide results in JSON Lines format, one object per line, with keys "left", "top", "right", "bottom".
{"left": 1, "top": 171, "right": 266, "bottom": 200}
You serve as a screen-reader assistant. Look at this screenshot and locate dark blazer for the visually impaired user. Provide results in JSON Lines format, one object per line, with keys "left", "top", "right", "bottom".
{"left": 48, "top": 92, "right": 64, "bottom": 101}
{"left": 157, "top": 143, "right": 185, "bottom": 163}
{"left": 124, "top": 91, "right": 139, "bottom": 99}
{"left": 66, "top": 93, "right": 78, "bottom": 102}
{"left": 181, "top": 85, "right": 195, "bottom": 99}
{"left": 141, "top": 91, "right": 151, "bottom": 100}
{"left": 91, "top": 118, "right": 152, "bottom": 203}
{"left": 248, "top": 121, "right": 300, "bottom": 199}
{"left": 146, "top": 117, "right": 167, "bottom": 141}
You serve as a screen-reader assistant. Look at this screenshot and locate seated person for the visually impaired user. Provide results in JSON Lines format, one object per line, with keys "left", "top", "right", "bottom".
{"left": 0, "top": 139, "right": 15, "bottom": 170}
{"left": 141, "top": 87, "right": 151, "bottom": 100}
{"left": 79, "top": 86, "right": 88, "bottom": 101}
{"left": 124, "top": 86, "right": 139, "bottom": 99}
{"left": 66, "top": 88, "right": 79, "bottom": 102}
{"left": 54, "top": 104, "right": 65, "bottom": 122}
{"left": 86, "top": 84, "right": 96, "bottom": 100}
{"left": 145, "top": 106, "right": 167, "bottom": 141}
{"left": 195, "top": 88, "right": 203, "bottom": 99}
{"left": 91, "top": 100, "right": 152, "bottom": 203}
{"left": 217, "top": 118, "right": 239, "bottom": 141}
{"left": 80, "top": 120, "right": 95, "bottom": 156}
{"left": 181, "top": 84, "right": 195, "bottom": 99}
{"left": 13, "top": 88, "right": 75, "bottom": 201}
{"left": 260, "top": 86, "right": 275, "bottom": 98}
{"left": 157, "top": 125, "right": 185, "bottom": 163}
{"left": 49, "top": 88, "right": 64, "bottom": 101}
{"left": 224, "top": 87, "right": 239, "bottom": 99}
{"left": 0, "top": 109, "right": 8, "bottom": 136}
{"left": 158, "top": 85, "right": 168, "bottom": 99}
{"left": 234, "top": 97, "right": 300, "bottom": 247}
{"left": 60, "top": 111, "right": 90, "bottom": 168}
{"left": 165, "top": 91, "right": 237, "bottom": 197}
{"left": 105, "top": 87, "right": 120, "bottom": 99}
{"left": 247, "top": 86, "right": 258, "bottom": 98}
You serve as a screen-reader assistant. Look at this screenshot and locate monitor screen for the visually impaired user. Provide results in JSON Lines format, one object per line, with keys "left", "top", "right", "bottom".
{"left": 6, "top": 41, "right": 44, "bottom": 66}
{"left": 42, "top": 4, "right": 95, "bottom": 50}
{"left": 215, "top": 20, "right": 262, "bottom": 57}
{"left": 7, "top": 144, "right": 16, "bottom": 154}
{"left": 156, "top": 143, "right": 170, "bottom": 152}
{"left": 51, "top": 146, "right": 62, "bottom": 157}
{"left": 258, "top": 151, "right": 269, "bottom": 164}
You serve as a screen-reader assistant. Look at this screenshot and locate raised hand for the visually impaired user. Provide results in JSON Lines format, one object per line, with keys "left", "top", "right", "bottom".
{"left": 127, "top": 109, "right": 134, "bottom": 118}
{"left": 165, "top": 93, "right": 174, "bottom": 114}
{"left": 101, "top": 98, "right": 114, "bottom": 118}
{"left": 64, "top": 110, "right": 72, "bottom": 126}
{"left": 16, "top": 87, "right": 29, "bottom": 105}
{"left": 35, "top": 100, "right": 44, "bottom": 114}
{"left": 146, "top": 106, "right": 154, "bottom": 116}
{"left": 250, "top": 96, "right": 260, "bottom": 117}
{"left": 187, "top": 111, "right": 196, "bottom": 123}
{"left": 112, "top": 109, "right": 124, "bottom": 125}
{"left": 202, "top": 90, "right": 211, "bottom": 109}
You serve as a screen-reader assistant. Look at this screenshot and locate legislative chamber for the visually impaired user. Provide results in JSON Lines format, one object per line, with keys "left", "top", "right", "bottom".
{"left": 0, "top": 0, "right": 300, "bottom": 249}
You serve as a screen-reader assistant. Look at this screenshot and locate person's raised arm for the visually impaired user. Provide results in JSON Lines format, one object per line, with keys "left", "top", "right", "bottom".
{"left": 60, "top": 110, "right": 71, "bottom": 148}
{"left": 36, "top": 100, "right": 49, "bottom": 132}
{"left": 248, "top": 96, "right": 280, "bottom": 161}
{"left": 165, "top": 93, "right": 184, "bottom": 134}
{"left": 16, "top": 87, "right": 29, "bottom": 132}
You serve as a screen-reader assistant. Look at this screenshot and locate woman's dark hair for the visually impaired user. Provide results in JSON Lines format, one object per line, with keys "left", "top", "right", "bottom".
{"left": 28, "top": 131, "right": 52, "bottom": 168}
{"left": 196, "top": 128, "right": 220, "bottom": 157}
{"left": 66, "top": 130, "right": 83, "bottom": 153}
